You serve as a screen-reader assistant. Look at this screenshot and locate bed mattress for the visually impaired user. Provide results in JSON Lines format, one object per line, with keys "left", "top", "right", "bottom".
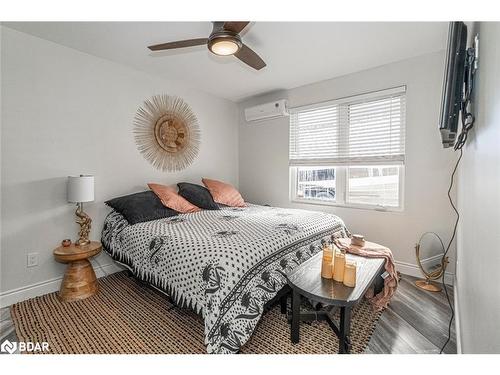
{"left": 101, "top": 204, "right": 348, "bottom": 353}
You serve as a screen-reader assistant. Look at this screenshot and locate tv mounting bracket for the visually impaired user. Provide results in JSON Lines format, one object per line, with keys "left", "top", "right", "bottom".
{"left": 455, "top": 34, "right": 479, "bottom": 151}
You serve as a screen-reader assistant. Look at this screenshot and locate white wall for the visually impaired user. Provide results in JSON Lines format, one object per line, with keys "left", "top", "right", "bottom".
{"left": 0, "top": 27, "right": 239, "bottom": 302}
{"left": 238, "top": 51, "right": 458, "bottom": 275}
{"left": 456, "top": 22, "right": 500, "bottom": 353}
{"left": 0, "top": 26, "right": 3, "bottom": 294}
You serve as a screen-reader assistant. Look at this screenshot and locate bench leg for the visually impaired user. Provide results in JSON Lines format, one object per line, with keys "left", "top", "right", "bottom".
{"left": 339, "top": 306, "right": 352, "bottom": 354}
{"left": 374, "top": 271, "right": 384, "bottom": 294}
{"left": 280, "top": 293, "right": 288, "bottom": 314}
{"left": 291, "top": 289, "right": 300, "bottom": 344}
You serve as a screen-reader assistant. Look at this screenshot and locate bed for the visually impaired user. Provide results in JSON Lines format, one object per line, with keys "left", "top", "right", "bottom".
{"left": 101, "top": 203, "right": 349, "bottom": 353}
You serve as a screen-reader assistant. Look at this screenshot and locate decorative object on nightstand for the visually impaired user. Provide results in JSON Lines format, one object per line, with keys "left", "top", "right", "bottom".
{"left": 415, "top": 232, "right": 449, "bottom": 292}
{"left": 61, "top": 239, "right": 72, "bottom": 247}
{"left": 53, "top": 241, "right": 102, "bottom": 302}
{"left": 67, "top": 175, "right": 94, "bottom": 246}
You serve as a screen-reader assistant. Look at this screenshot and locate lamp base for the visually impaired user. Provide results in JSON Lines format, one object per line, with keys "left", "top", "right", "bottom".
{"left": 415, "top": 279, "right": 442, "bottom": 292}
{"left": 76, "top": 239, "right": 91, "bottom": 246}
{"left": 75, "top": 203, "right": 92, "bottom": 247}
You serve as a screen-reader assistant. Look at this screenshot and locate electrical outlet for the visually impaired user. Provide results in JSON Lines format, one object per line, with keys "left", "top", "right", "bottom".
{"left": 27, "top": 252, "right": 39, "bottom": 268}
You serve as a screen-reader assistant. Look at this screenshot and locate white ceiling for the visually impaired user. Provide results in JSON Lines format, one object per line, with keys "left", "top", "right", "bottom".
{"left": 4, "top": 22, "right": 448, "bottom": 102}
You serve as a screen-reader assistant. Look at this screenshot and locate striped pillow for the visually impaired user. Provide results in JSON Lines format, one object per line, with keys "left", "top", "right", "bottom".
{"left": 202, "top": 178, "right": 246, "bottom": 208}
{"left": 148, "top": 183, "right": 201, "bottom": 213}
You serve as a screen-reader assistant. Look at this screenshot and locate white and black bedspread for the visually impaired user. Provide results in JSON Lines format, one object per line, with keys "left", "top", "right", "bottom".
{"left": 101, "top": 204, "right": 348, "bottom": 354}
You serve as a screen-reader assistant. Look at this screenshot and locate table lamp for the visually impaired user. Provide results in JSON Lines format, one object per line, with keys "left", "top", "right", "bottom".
{"left": 67, "top": 175, "right": 94, "bottom": 246}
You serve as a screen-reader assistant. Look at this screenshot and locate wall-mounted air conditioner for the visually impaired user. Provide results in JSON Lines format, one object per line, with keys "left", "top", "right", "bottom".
{"left": 244, "top": 99, "right": 289, "bottom": 122}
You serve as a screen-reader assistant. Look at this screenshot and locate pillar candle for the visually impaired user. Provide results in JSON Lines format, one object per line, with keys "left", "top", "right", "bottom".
{"left": 333, "top": 251, "right": 345, "bottom": 282}
{"left": 323, "top": 244, "right": 333, "bottom": 259}
{"left": 343, "top": 262, "right": 357, "bottom": 287}
{"left": 321, "top": 244, "right": 334, "bottom": 279}
{"left": 321, "top": 257, "right": 333, "bottom": 279}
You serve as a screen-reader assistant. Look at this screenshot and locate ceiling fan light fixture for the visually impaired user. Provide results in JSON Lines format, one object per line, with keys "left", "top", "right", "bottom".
{"left": 147, "top": 22, "right": 266, "bottom": 70}
{"left": 208, "top": 35, "right": 242, "bottom": 56}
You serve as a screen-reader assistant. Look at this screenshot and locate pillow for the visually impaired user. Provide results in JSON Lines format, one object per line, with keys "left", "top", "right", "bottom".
{"left": 202, "top": 178, "right": 246, "bottom": 207}
{"left": 105, "top": 191, "right": 178, "bottom": 225}
{"left": 177, "top": 182, "right": 219, "bottom": 210}
{"left": 148, "top": 183, "right": 201, "bottom": 213}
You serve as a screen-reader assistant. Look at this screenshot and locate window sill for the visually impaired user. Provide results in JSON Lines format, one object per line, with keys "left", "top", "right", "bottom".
{"left": 290, "top": 198, "right": 404, "bottom": 213}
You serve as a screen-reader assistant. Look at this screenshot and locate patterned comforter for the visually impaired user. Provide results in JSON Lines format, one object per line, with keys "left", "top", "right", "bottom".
{"left": 101, "top": 204, "right": 348, "bottom": 353}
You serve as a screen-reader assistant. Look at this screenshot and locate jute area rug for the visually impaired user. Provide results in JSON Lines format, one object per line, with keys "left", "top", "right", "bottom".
{"left": 11, "top": 271, "right": 381, "bottom": 354}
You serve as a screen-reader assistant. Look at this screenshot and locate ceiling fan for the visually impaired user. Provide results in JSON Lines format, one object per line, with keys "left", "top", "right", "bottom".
{"left": 148, "top": 22, "right": 266, "bottom": 71}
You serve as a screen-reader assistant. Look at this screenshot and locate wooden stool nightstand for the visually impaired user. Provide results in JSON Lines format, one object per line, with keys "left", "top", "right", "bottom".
{"left": 53, "top": 241, "right": 102, "bottom": 302}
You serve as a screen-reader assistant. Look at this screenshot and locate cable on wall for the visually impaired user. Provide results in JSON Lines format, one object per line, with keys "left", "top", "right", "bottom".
{"left": 440, "top": 38, "right": 477, "bottom": 353}
{"left": 440, "top": 148, "right": 462, "bottom": 354}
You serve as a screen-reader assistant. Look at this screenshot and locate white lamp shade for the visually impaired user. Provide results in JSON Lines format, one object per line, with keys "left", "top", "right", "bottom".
{"left": 67, "top": 175, "right": 94, "bottom": 203}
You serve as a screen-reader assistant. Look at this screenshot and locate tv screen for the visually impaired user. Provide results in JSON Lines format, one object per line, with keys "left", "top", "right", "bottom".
{"left": 439, "top": 22, "right": 468, "bottom": 148}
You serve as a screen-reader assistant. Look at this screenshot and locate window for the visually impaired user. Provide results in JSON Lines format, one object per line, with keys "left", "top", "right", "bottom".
{"left": 296, "top": 167, "right": 336, "bottom": 202}
{"left": 289, "top": 86, "right": 406, "bottom": 210}
{"left": 346, "top": 166, "right": 401, "bottom": 207}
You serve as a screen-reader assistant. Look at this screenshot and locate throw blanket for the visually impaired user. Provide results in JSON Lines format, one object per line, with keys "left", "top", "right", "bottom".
{"left": 335, "top": 238, "right": 398, "bottom": 311}
{"left": 102, "top": 204, "right": 348, "bottom": 353}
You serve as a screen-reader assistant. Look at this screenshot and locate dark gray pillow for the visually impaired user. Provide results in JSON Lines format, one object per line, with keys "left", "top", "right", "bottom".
{"left": 105, "top": 191, "right": 178, "bottom": 225}
{"left": 177, "top": 182, "right": 219, "bottom": 210}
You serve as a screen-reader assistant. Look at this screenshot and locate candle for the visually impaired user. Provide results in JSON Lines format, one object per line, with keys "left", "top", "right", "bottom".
{"left": 343, "top": 261, "right": 357, "bottom": 287}
{"left": 323, "top": 244, "right": 333, "bottom": 259}
{"left": 333, "top": 251, "right": 346, "bottom": 282}
{"left": 321, "top": 257, "right": 333, "bottom": 279}
{"left": 321, "top": 244, "right": 334, "bottom": 279}
{"left": 332, "top": 243, "right": 340, "bottom": 253}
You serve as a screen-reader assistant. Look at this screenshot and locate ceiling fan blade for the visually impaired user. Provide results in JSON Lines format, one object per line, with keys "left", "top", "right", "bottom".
{"left": 223, "top": 22, "right": 250, "bottom": 34}
{"left": 234, "top": 43, "right": 266, "bottom": 70}
{"left": 148, "top": 38, "right": 208, "bottom": 51}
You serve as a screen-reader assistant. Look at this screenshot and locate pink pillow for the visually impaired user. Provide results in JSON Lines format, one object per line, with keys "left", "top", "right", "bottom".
{"left": 148, "top": 183, "right": 201, "bottom": 213}
{"left": 202, "top": 178, "right": 246, "bottom": 207}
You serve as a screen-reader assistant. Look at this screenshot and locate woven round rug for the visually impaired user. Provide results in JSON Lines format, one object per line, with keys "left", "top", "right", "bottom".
{"left": 10, "top": 272, "right": 381, "bottom": 354}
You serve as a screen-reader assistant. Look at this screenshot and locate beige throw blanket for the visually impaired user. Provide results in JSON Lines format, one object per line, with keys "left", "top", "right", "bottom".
{"left": 334, "top": 238, "right": 398, "bottom": 311}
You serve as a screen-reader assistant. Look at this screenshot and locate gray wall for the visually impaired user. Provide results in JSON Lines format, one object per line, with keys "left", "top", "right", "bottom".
{"left": 0, "top": 27, "right": 239, "bottom": 296}
{"left": 456, "top": 22, "right": 500, "bottom": 353}
{"left": 238, "top": 51, "right": 458, "bottom": 273}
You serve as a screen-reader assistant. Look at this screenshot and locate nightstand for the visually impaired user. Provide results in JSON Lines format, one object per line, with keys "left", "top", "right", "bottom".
{"left": 53, "top": 241, "right": 102, "bottom": 302}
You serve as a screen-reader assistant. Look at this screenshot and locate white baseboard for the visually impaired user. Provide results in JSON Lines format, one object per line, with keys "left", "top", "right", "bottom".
{"left": 0, "top": 262, "right": 123, "bottom": 308}
{"left": 395, "top": 260, "right": 454, "bottom": 286}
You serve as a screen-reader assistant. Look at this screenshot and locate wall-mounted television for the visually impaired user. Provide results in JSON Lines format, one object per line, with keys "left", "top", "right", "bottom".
{"left": 439, "top": 22, "right": 468, "bottom": 148}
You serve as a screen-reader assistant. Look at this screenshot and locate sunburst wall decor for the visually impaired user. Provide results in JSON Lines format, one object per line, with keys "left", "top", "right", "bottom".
{"left": 133, "top": 94, "right": 200, "bottom": 172}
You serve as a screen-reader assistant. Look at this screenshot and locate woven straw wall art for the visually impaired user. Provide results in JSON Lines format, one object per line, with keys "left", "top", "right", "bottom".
{"left": 134, "top": 94, "right": 200, "bottom": 172}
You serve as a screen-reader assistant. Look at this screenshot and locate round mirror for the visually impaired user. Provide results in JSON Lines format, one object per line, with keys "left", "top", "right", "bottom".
{"left": 415, "top": 232, "right": 448, "bottom": 292}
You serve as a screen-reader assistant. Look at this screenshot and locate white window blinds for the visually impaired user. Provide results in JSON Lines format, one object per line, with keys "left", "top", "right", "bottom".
{"left": 289, "top": 86, "right": 406, "bottom": 166}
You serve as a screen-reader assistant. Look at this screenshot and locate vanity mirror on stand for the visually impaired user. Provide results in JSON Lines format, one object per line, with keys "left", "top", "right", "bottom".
{"left": 415, "top": 232, "right": 449, "bottom": 292}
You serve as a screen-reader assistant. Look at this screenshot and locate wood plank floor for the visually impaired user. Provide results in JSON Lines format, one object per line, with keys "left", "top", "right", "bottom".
{"left": 0, "top": 274, "right": 455, "bottom": 354}
{"left": 0, "top": 305, "right": 20, "bottom": 354}
{"left": 365, "top": 275, "right": 456, "bottom": 354}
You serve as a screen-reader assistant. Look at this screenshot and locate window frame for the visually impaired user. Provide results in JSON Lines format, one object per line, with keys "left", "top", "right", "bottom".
{"left": 288, "top": 86, "right": 406, "bottom": 212}
{"left": 290, "top": 165, "right": 405, "bottom": 212}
